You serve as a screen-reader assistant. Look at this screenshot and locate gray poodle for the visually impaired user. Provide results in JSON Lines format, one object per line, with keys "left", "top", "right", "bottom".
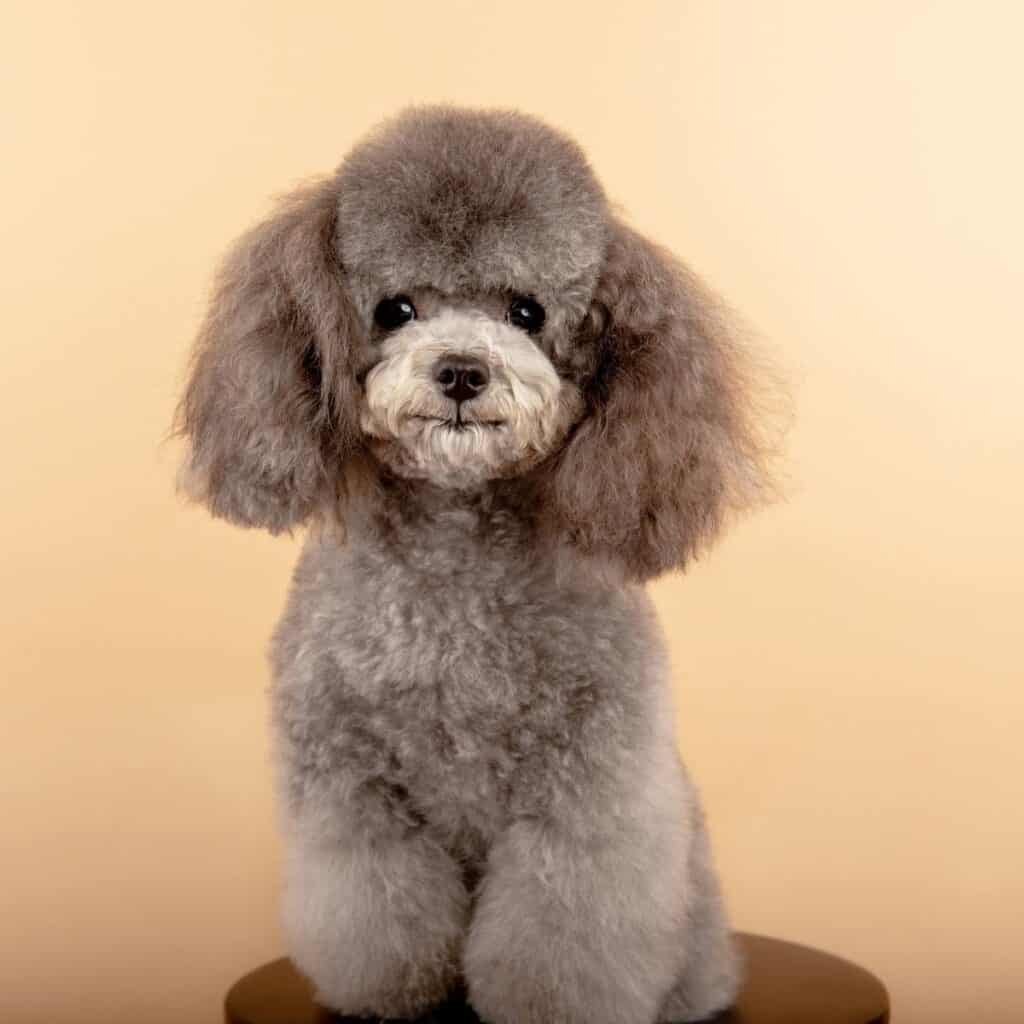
{"left": 177, "top": 106, "right": 773, "bottom": 1023}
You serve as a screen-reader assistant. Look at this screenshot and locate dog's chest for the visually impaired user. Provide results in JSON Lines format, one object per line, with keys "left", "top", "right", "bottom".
{"left": 273, "top": 516, "right": 648, "bottom": 853}
{"left": 335, "top": 539, "right": 590, "bottom": 835}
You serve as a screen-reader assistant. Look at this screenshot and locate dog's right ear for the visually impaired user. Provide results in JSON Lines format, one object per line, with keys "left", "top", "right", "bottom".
{"left": 176, "top": 178, "right": 362, "bottom": 533}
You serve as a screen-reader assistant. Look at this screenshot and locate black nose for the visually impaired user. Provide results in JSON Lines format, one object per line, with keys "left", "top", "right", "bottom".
{"left": 434, "top": 357, "right": 490, "bottom": 403}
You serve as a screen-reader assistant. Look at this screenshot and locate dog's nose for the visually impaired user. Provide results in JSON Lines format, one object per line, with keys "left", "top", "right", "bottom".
{"left": 434, "top": 357, "right": 490, "bottom": 403}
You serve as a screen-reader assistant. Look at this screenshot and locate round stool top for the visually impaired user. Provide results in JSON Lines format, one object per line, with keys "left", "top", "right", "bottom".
{"left": 224, "top": 933, "right": 889, "bottom": 1024}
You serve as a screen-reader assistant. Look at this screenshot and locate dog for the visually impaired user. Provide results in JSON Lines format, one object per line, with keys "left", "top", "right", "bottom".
{"left": 177, "top": 106, "right": 774, "bottom": 1024}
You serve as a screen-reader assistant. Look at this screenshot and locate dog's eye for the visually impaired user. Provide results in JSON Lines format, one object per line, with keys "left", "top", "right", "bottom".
{"left": 374, "top": 295, "right": 417, "bottom": 331}
{"left": 507, "top": 296, "right": 546, "bottom": 334}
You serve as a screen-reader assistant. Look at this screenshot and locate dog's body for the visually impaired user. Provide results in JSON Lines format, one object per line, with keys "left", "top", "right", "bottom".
{"left": 272, "top": 484, "right": 736, "bottom": 1021}
{"left": 178, "top": 107, "right": 773, "bottom": 1023}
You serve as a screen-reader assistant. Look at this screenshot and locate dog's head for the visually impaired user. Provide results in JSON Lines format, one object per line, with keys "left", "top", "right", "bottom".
{"left": 178, "top": 106, "right": 775, "bottom": 579}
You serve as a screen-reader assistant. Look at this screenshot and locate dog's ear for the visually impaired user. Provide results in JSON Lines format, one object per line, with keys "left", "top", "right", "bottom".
{"left": 549, "top": 218, "right": 776, "bottom": 579}
{"left": 176, "top": 178, "right": 362, "bottom": 533}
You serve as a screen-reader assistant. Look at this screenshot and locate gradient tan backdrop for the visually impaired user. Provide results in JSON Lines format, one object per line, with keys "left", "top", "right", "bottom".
{"left": 3, "top": 2, "right": 1022, "bottom": 1021}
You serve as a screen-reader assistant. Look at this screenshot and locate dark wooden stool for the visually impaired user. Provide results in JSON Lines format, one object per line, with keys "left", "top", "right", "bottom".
{"left": 224, "top": 933, "right": 889, "bottom": 1023}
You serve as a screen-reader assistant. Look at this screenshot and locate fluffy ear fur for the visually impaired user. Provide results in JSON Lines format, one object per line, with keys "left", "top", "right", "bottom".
{"left": 549, "top": 218, "right": 776, "bottom": 580}
{"left": 176, "top": 178, "right": 361, "bottom": 532}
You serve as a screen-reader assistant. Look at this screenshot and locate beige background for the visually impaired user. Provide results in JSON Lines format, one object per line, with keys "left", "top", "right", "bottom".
{"left": 3, "top": 2, "right": 1022, "bottom": 1021}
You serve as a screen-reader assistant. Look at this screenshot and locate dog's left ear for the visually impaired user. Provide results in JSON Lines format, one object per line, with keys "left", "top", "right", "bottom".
{"left": 176, "top": 178, "right": 362, "bottom": 533}
{"left": 549, "top": 218, "right": 776, "bottom": 580}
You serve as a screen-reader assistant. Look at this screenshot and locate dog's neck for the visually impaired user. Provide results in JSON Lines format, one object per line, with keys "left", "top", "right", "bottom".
{"left": 346, "top": 470, "right": 535, "bottom": 541}
{"left": 332, "top": 468, "right": 626, "bottom": 590}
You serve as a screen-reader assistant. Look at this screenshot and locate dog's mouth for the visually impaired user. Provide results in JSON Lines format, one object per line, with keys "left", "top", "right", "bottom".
{"left": 409, "top": 414, "right": 506, "bottom": 432}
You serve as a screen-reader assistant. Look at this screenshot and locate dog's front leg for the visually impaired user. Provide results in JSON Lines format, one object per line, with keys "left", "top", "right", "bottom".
{"left": 282, "top": 818, "right": 469, "bottom": 1019}
{"left": 463, "top": 778, "right": 696, "bottom": 1024}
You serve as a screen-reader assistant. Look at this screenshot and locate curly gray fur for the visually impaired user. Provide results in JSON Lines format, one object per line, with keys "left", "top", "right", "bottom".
{"left": 176, "top": 105, "right": 776, "bottom": 1023}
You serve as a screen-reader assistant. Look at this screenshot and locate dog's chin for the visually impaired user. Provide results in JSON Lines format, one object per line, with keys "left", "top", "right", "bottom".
{"left": 367, "top": 413, "right": 546, "bottom": 489}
